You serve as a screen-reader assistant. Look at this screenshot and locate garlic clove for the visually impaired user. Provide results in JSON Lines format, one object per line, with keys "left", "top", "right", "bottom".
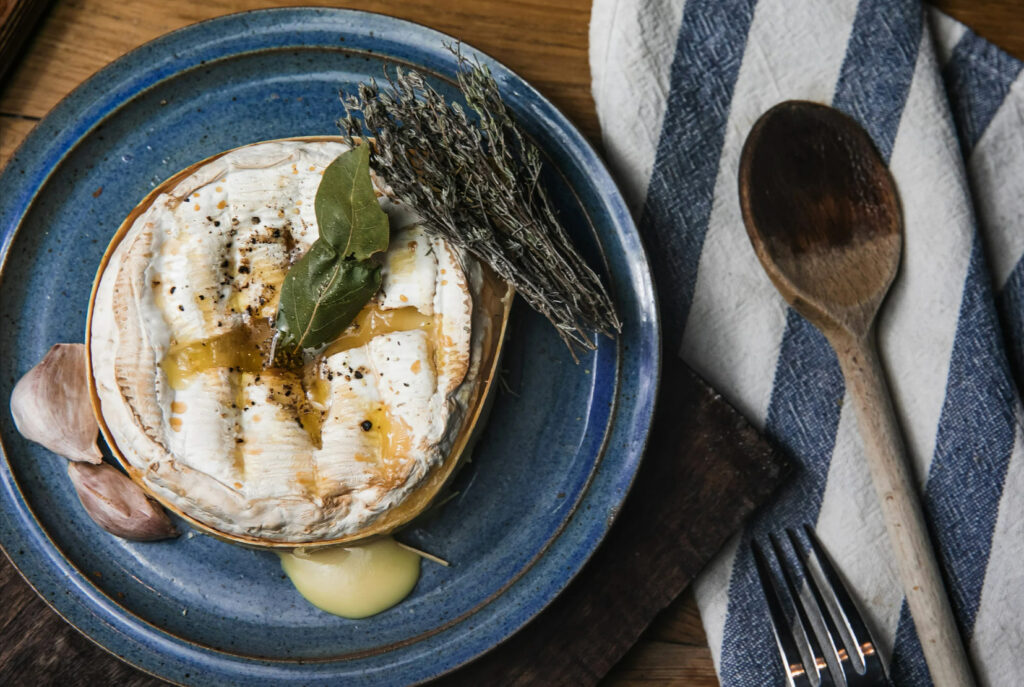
{"left": 10, "top": 343, "right": 102, "bottom": 464}
{"left": 67, "top": 462, "right": 179, "bottom": 541}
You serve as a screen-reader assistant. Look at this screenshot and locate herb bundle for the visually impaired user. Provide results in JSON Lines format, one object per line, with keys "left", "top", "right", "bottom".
{"left": 339, "top": 53, "right": 621, "bottom": 356}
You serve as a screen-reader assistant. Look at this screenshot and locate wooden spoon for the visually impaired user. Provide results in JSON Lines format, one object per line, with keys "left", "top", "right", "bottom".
{"left": 738, "top": 100, "right": 974, "bottom": 687}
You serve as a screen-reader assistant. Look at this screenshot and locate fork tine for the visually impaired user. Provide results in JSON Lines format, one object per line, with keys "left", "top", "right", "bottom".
{"left": 782, "top": 530, "right": 856, "bottom": 684}
{"left": 800, "top": 525, "right": 885, "bottom": 674}
{"left": 769, "top": 534, "right": 837, "bottom": 687}
{"left": 752, "top": 540, "right": 814, "bottom": 687}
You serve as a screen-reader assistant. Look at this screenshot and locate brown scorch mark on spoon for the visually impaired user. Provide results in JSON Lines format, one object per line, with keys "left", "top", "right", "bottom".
{"left": 740, "top": 101, "right": 901, "bottom": 335}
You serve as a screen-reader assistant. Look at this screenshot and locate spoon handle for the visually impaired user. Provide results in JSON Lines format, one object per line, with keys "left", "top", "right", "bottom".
{"left": 835, "top": 332, "right": 975, "bottom": 687}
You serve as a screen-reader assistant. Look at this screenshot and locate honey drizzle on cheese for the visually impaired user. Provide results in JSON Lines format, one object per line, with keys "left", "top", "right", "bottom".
{"left": 161, "top": 328, "right": 264, "bottom": 390}
{"left": 362, "top": 407, "right": 415, "bottom": 488}
{"left": 160, "top": 305, "right": 437, "bottom": 389}
{"left": 92, "top": 142, "right": 483, "bottom": 546}
{"left": 324, "top": 305, "right": 435, "bottom": 356}
{"left": 157, "top": 302, "right": 442, "bottom": 463}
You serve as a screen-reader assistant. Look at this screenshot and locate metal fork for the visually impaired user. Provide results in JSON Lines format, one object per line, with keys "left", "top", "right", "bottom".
{"left": 752, "top": 525, "right": 890, "bottom": 687}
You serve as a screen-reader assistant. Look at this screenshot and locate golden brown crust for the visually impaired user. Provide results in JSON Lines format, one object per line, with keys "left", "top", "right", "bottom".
{"left": 111, "top": 223, "right": 168, "bottom": 452}
{"left": 88, "top": 137, "right": 513, "bottom": 548}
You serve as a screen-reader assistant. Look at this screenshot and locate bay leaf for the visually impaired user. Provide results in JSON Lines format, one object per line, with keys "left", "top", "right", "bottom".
{"left": 276, "top": 241, "right": 382, "bottom": 352}
{"left": 275, "top": 143, "right": 390, "bottom": 352}
{"left": 315, "top": 143, "right": 389, "bottom": 260}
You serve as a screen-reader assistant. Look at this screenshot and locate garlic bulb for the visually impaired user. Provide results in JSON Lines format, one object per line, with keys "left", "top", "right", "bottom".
{"left": 10, "top": 344, "right": 102, "bottom": 464}
{"left": 67, "top": 462, "right": 179, "bottom": 541}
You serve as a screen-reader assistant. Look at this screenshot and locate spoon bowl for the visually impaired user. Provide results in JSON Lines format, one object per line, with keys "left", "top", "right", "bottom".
{"left": 740, "top": 101, "right": 902, "bottom": 340}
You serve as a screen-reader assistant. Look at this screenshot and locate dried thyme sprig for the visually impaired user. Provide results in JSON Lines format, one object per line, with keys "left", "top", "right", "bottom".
{"left": 338, "top": 52, "right": 621, "bottom": 356}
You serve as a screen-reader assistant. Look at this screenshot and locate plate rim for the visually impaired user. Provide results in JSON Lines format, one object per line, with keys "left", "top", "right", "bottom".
{"left": 0, "top": 7, "right": 662, "bottom": 684}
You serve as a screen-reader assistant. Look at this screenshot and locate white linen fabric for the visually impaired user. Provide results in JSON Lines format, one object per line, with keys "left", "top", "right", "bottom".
{"left": 590, "top": 1, "right": 1024, "bottom": 684}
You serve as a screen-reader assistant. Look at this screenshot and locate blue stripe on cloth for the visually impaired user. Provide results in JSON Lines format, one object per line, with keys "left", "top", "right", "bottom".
{"left": 998, "top": 258, "right": 1024, "bottom": 391}
{"left": 942, "top": 28, "right": 1023, "bottom": 152}
{"left": 832, "top": 0, "right": 925, "bottom": 160}
{"left": 890, "top": 233, "right": 1019, "bottom": 684}
{"left": 636, "top": 0, "right": 758, "bottom": 345}
{"left": 715, "top": 1, "right": 924, "bottom": 684}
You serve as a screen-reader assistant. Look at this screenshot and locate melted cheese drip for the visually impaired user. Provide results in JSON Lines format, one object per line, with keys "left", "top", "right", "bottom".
{"left": 299, "top": 408, "right": 325, "bottom": 448}
{"left": 279, "top": 537, "right": 420, "bottom": 618}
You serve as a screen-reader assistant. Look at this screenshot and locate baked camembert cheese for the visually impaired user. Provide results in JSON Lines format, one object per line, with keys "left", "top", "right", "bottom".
{"left": 89, "top": 138, "right": 498, "bottom": 543}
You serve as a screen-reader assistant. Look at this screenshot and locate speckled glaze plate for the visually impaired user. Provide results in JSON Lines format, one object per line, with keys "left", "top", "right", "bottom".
{"left": 0, "top": 9, "right": 658, "bottom": 686}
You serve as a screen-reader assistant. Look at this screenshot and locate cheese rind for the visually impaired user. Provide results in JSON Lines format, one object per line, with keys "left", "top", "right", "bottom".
{"left": 91, "top": 140, "right": 478, "bottom": 542}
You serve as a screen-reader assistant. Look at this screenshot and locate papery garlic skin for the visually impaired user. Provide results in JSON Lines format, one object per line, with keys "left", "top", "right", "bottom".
{"left": 67, "top": 462, "right": 178, "bottom": 541}
{"left": 10, "top": 344, "right": 102, "bottom": 464}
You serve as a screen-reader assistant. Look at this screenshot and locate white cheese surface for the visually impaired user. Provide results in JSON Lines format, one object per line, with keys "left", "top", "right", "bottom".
{"left": 90, "top": 140, "right": 478, "bottom": 542}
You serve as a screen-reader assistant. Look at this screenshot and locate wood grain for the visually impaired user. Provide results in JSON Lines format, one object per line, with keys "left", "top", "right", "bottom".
{"left": 606, "top": 641, "right": 717, "bottom": 686}
{"left": 0, "top": 116, "right": 36, "bottom": 162}
{"left": 1, "top": 1, "right": 1021, "bottom": 686}
{"left": 0, "top": 0, "right": 52, "bottom": 84}
{"left": 0, "top": 561, "right": 157, "bottom": 686}
{"left": 934, "top": 0, "right": 1024, "bottom": 60}
{"left": 837, "top": 335, "right": 975, "bottom": 686}
{"left": 645, "top": 590, "right": 708, "bottom": 646}
{"left": 0, "top": 0, "right": 597, "bottom": 141}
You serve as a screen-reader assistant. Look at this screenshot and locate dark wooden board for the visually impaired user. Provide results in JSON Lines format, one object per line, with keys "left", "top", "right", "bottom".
{"left": 0, "top": 558, "right": 157, "bottom": 686}
{"left": 0, "top": 357, "right": 788, "bottom": 685}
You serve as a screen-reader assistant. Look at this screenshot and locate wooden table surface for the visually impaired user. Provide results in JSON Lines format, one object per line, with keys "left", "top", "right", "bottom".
{"left": 0, "top": 0, "right": 1019, "bottom": 685}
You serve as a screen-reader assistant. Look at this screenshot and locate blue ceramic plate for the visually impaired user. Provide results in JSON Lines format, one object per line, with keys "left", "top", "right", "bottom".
{"left": 0, "top": 8, "right": 658, "bottom": 685}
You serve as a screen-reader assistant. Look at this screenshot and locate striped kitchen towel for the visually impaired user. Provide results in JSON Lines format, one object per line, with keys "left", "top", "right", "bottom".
{"left": 590, "top": 1, "right": 1024, "bottom": 685}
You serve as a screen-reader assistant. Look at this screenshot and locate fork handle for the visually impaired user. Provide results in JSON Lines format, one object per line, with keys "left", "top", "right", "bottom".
{"left": 834, "top": 331, "right": 975, "bottom": 687}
